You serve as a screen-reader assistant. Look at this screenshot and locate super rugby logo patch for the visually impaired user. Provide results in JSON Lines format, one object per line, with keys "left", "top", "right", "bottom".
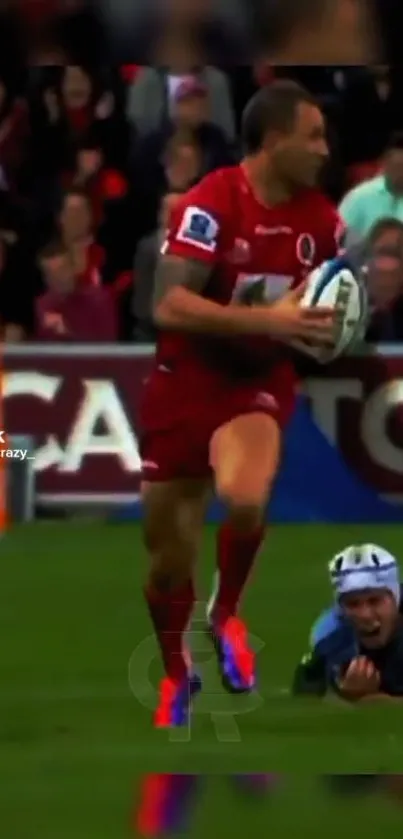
{"left": 176, "top": 206, "right": 219, "bottom": 253}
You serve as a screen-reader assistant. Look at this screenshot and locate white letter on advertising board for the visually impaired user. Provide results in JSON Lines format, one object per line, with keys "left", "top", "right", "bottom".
{"left": 59, "top": 379, "right": 141, "bottom": 472}
{"left": 4, "top": 372, "right": 64, "bottom": 469}
{"left": 304, "top": 379, "right": 363, "bottom": 442}
{"left": 361, "top": 380, "right": 403, "bottom": 474}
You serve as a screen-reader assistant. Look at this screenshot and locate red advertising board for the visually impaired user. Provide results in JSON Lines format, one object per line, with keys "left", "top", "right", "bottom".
{"left": 4, "top": 345, "right": 154, "bottom": 502}
{"left": 3, "top": 344, "right": 403, "bottom": 503}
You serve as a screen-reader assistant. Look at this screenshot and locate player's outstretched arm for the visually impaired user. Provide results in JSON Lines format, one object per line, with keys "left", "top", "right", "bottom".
{"left": 154, "top": 255, "right": 336, "bottom": 344}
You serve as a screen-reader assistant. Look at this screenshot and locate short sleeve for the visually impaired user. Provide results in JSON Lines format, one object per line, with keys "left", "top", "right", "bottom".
{"left": 161, "top": 177, "right": 227, "bottom": 266}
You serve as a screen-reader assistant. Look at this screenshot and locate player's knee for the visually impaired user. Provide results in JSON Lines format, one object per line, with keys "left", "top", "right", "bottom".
{"left": 144, "top": 524, "right": 196, "bottom": 591}
{"left": 218, "top": 482, "right": 266, "bottom": 531}
{"left": 148, "top": 547, "right": 194, "bottom": 591}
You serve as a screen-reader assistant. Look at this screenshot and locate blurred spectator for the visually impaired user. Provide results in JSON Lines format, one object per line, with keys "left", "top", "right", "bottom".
{"left": 57, "top": 184, "right": 133, "bottom": 336}
{"left": 60, "top": 129, "right": 133, "bottom": 294}
{"left": 167, "top": 77, "right": 237, "bottom": 169}
{"left": 164, "top": 132, "right": 202, "bottom": 192}
{"left": 31, "top": 65, "right": 128, "bottom": 177}
{"left": 339, "top": 132, "right": 403, "bottom": 237}
{"left": 58, "top": 187, "right": 105, "bottom": 286}
{"left": 103, "top": 0, "right": 250, "bottom": 65}
{"left": 131, "top": 75, "right": 237, "bottom": 234}
{"left": 132, "top": 191, "right": 182, "bottom": 341}
{"left": 35, "top": 239, "right": 117, "bottom": 342}
{"left": 132, "top": 128, "right": 203, "bottom": 239}
{"left": 250, "top": 0, "right": 377, "bottom": 64}
{"left": 12, "top": 1, "right": 107, "bottom": 67}
{"left": 63, "top": 129, "right": 128, "bottom": 225}
{"left": 126, "top": 43, "right": 236, "bottom": 141}
{"left": 365, "top": 218, "right": 403, "bottom": 341}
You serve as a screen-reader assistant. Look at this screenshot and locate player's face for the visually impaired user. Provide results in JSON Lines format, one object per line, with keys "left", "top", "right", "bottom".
{"left": 273, "top": 102, "right": 329, "bottom": 188}
{"left": 341, "top": 589, "right": 399, "bottom": 648}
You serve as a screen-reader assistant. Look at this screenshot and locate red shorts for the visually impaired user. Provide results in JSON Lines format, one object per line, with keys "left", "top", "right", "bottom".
{"left": 139, "top": 361, "right": 296, "bottom": 482}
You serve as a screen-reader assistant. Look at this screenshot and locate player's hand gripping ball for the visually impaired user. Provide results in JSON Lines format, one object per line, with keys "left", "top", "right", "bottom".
{"left": 295, "top": 257, "right": 369, "bottom": 363}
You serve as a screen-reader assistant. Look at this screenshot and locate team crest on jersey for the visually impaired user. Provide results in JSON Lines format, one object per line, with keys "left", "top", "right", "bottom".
{"left": 296, "top": 233, "right": 316, "bottom": 266}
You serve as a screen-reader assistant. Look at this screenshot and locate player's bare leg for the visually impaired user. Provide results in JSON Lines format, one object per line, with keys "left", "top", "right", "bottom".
{"left": 207, "top": 412, "right": 281, "bottom": 692}
{"left": 142, "top": 479, "right": 210, "bottom": 726}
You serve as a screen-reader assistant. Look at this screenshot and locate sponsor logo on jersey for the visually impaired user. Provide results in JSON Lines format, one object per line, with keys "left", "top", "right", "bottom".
{"left": 176, "top": 206, "right": 219, "bottom": 253}
{"left": 296, "top": 233, "right": 316, "bottom": 266}
{"left": 255, "top": 225, "right": 293, "bottom": 236}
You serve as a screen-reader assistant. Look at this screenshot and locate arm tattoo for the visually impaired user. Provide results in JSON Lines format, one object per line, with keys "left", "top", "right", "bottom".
{"left": 153, "top": 256, "right": 211, "bottom": 307}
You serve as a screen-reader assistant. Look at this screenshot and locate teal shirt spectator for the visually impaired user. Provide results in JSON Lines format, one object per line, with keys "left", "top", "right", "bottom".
{"left": 339, "top": 175, "right": 403, "bottom": 238}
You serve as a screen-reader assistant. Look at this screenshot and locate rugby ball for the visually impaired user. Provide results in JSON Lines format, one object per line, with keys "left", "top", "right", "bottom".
{"left": 295, "top": 258, "right": 369, "bottom": 364}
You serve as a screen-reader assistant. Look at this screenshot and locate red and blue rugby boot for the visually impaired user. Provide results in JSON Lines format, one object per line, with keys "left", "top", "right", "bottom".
{"left": 154, "top": 672, "right": 202, "bottom": 728}
{"left": 208, "top": 616, "right": 256, "bottom": 693}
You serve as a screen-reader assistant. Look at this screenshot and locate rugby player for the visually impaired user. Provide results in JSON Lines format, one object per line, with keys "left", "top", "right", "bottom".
{"left": 140, "top": 80, "right": 345, "bottom": 727}
{"left": 293, "top": 544, "right": 403, "bottom": 701}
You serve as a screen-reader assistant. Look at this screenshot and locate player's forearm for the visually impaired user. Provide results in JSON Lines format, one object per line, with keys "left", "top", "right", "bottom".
{"left": 154, "top": 287, "right": 276, "bottom": 336}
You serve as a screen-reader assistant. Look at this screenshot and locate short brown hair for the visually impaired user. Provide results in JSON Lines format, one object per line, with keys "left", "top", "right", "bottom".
{"left": 241, "top": 80, "right": 318, "bottom": 154}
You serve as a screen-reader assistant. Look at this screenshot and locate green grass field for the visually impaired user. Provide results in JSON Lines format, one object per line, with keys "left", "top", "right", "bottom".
{"left": 2, "top": 522, "right": 403, "bottom": 837}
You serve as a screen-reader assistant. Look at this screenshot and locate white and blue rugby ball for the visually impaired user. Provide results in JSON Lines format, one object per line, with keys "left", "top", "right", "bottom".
{"left": 297, "top": 257, "right": 369, "bottom": 363}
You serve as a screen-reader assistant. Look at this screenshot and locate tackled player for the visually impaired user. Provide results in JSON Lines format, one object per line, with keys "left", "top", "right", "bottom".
{"left": 139, "top": 81, "right": 344, "bottom": 727}
{"left": 293, "top": 544, "right": 403, "bottom": 701}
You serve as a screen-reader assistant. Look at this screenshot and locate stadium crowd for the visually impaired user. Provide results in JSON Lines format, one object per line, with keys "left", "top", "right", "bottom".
{"left": 1, "top": 61, "right": 403, "bottom": 344}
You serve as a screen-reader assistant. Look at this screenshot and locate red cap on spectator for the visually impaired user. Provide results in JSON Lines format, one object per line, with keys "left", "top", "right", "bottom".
{"left": 174, "top": 77, "right": 207, "bottom": 102}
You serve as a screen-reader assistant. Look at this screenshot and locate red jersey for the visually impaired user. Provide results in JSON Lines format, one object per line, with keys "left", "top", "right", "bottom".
{"left": 158, "top": 165, "right": 342, "bottom": 376}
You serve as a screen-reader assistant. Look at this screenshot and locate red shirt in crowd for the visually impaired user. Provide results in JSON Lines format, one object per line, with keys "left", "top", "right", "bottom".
{"left": 35, "top": 285, "right": 117, "bottom": 342}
